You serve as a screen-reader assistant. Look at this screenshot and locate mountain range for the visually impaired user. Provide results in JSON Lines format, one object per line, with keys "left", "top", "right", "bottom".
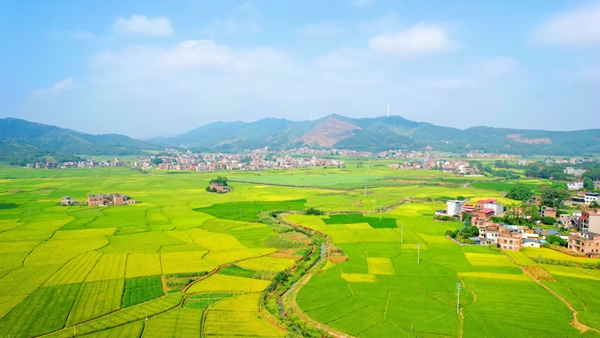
{"left": 1, "top": 115, "right": 599, "bottom": 165}
{"left": 149, "top": 114, "right": 600, "bottom": 156}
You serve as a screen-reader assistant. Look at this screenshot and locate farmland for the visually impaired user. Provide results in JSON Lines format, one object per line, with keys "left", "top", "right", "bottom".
{"left": 0, "top": 163, "right": 599, "bottom": 337}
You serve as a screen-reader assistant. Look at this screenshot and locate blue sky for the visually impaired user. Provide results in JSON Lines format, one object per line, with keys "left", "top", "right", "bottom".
{"left": 1, "top": 0, "right": 599, "bottom": 138}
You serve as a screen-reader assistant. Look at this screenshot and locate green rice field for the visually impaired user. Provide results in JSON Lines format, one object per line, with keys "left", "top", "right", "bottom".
{"left": 0, "top": 165, "right": 598, "bottom": 337}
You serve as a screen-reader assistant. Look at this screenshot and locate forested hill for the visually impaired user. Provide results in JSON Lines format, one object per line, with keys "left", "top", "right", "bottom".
{"left": 150, "top": 115, "right": 600, "bottom": 156}
{"left": 0, "top": 118, "right": 157, "bottom": 165}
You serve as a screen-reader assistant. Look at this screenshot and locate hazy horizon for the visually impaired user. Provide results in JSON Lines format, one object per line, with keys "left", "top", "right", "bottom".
{"left": 1, "top": 1, "right": 599, "bottom": 139}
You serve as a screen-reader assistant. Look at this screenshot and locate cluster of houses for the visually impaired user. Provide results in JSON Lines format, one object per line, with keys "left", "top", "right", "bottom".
{"left": 387, "top": 159, "right": 479, "bottom": 175}
{"left": 208, "top": 182, "right": 232, "bottom": 193}
{"left": 440, "top": 198, "right": 600, "bottom": 258}
{"left": 27, "top": 158, "right": 123, "bottom": 169}
{"left": 546, "top": 158, "right": 596, "bottom": 164}
{"left": 61, "top": 193, "right": 136, "bottom": 206}
{"left": 135, "top": 151, "right": 346, "bottom": 172}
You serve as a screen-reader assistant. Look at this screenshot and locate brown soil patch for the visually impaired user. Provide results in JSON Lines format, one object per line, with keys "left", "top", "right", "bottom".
{"left": 329, "top": 255, "right": 348, "bottom": 264}
{"left": 507, "top": 134, "right": 552, "bottom": 144}
{"left": 298, "top": 116, "right": 361, "bottom": 147}
{"left": 270, "top": 249, "right": 301, "bottom": 260}
{"left": 523, "top": 265, "right": 554, "bottom": 281}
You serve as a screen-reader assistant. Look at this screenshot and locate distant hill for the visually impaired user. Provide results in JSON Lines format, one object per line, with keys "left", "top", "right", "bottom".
{"left": 2, "top": 116, "right": 598, "bottom": 162}
{"left": 0, "top": 118, "right": 157, "bottom": 165}
{"left": 150, "top": 114, "right": 600, "bottom": 156}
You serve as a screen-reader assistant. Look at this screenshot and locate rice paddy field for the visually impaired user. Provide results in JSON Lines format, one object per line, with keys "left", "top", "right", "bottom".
{"left": 0, "top": 164, "right": 598, "bottom": 337}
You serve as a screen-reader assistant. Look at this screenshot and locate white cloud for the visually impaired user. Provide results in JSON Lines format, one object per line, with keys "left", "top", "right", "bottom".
{"left": 368, "top": 24, "right": 457, "bottom": 57}
{"left": 112, "top": 15, "right": 173, "bottom": 37}
{"left": 31, "top": 77, "right": 74, "bottom": 99}
{"left": 350, "top": 0, "right": 376, "bottom": 7}
{"left": 530, "top": 4, "right": 600, "bottom": 47}
{"left": 297, "top": 21, "right": 344, "bottom": 38}
{"left": 91, "top": 40, "right": 288, "bottom": 79}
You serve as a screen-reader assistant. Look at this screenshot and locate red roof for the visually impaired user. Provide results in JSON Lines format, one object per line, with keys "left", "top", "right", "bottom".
{"left": 480, "top": 208, "right": 495, "bottom": 214}
{"left": 478, "top": 199, "right": 497, "bottom": 204}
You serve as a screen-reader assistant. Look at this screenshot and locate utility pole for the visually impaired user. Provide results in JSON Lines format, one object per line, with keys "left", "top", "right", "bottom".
{"left": 363, "top": 160, "right": 371, "bottom": 198}
{"left": 417, "top": 242, "right": 420, "bottom": 265}
{"left": 401, "top": 226, "right": 404, "bottom": 244}
{"left": 456, "top": 283, "right": 461, "bottom": 314}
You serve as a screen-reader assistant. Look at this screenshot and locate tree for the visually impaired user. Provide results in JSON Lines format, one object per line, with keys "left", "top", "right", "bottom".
{"left": 546, "top": 235, "right": 566, "bottom": 247}
{"left": 591, "top": 201, "right": 600, "bottom": 208}
{"left": 209, "top": 176, "right": 228, "bottom": 186}
{"left": 152, "top": 158, "right": 162, "bottom": 165}
{"left": 538, "top": 185, "right": 570, "bottom": 210}
{"left": 584, "top": 178, "right": 594, "bottom": 191}
{"left": 462, "top": 212, "right": 472, "bottom": 226}
{"left": 506, "top": 183, "right": 533, "bottom": 202}
{"left": 542, "top": 216, "right": 556, "bottom": 225}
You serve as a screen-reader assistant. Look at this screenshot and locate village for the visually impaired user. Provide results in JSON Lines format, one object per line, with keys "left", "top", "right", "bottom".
{"left": 440, "top": 193, "right": 600, "bottom": 258}
{"left": 61, "top": 193, "right": 136, "bottom": 206}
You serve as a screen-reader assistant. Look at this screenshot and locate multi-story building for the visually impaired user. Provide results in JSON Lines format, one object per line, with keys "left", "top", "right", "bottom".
{"left": 541, "top": 206, "right": 557, "bottom": 219}
{"left": 88, "top": 194, "right": 105, "bottom": 206}
{"left": 567, "top": 180, "right": 584, "bottom": 191}
{"left": 446, "top": 200, "right": 465, "bottom": 216}
{"left": 568, "top": 232, "right": 600, "bottom": 258}
{"left": 584, "top": 193, "right": 599, "bottom": 205}
{"left": 498, "top": 227, "right": 522, "bottom": 251}
{"left": 484, "top": 202, "right": 504, "bottom": 216}
{"left": 577, "top": 210, "right": 600, "bottom": 233}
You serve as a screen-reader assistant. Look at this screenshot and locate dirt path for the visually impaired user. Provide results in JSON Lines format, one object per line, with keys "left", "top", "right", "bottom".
{"left": 280, "top": 214, "right": 356, "bottom": 338}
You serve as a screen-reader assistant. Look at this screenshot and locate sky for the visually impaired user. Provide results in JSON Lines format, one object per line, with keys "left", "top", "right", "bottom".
{"left": 1, "top": 0, "right": 599, "bottom": 139}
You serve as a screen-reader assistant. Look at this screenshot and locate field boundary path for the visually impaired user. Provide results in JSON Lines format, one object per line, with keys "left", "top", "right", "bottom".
{"left": 503, "top": 252, "right": 600, "bottom": 334}
{"left": 280, "top": 214, "right": 357, "bottom": 338}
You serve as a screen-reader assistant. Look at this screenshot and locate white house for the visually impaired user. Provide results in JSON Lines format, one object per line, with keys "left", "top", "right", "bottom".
{"left": 567, "top": 180, "right": 584, "bottom": 191}
{"left": 484, "top": 202, "right": 504, "bottom": 216}
{"left": 522, "top": 238, "right": 541, "bottom": 248}
{"left": 446, "top": 200, "right": 466, "bottom": 216}
{"left": 584, "top": 193, "right": 599, "bottom": 205}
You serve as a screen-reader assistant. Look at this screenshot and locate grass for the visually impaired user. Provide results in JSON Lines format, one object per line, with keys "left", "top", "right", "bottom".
{"left": 323, "top": 213, "right": 397, "bottom": 228}
{"left": 187, "top": 274, "right": 271, "bottom": 294}
{"left": 219, "top": 265, "right": 258, "bottom": 279}
{"left": 143, "top": 307, "right": 203, "bottom": 338}
{"left": 203, "top": 293, "right": 285, "bottom": 337}
{"left": 67, "top": 279, "right": 124, "bottom": 325}
{"left": 0, "top": 284, "right": 81, "bottom": 337}
{"left": 184, "top": 292, "right": 233, "bottom": 310}
{"left": 122, "top": 276, "right": 165, "bottom": 307}
{"left": 194, "top": 199, "right": 307, "bottom": 222}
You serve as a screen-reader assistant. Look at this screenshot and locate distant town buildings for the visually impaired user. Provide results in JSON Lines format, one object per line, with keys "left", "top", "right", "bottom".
{"left": 563, "top": 167, "right": 587, "bottom": 177}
